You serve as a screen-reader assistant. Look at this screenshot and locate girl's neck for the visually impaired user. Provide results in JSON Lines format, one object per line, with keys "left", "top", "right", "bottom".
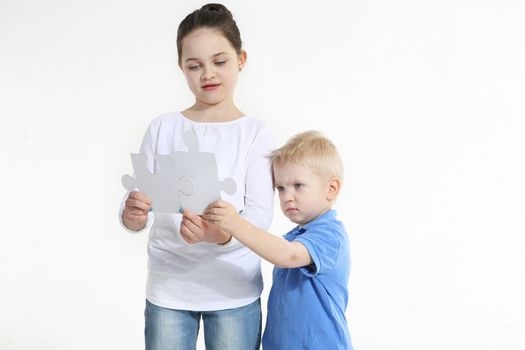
{"left": 182, "top": 101, "right": 244, "bottom": 123}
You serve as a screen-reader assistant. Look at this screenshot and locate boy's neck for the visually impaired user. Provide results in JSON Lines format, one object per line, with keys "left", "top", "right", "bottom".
{"left": 299, "top": 206, "right": 333, "bottom": 227}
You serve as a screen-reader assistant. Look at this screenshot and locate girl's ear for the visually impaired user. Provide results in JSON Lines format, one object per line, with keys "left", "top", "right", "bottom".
{"left": 326, "top": 177, "right": 341, "bottom": 201}
{"left": 238, "top": 50, "right": 247, "bottom": 71}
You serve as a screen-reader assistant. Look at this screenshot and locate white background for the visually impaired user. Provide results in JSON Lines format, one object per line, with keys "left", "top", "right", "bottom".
{"left": 1, "top": 0, "right": 524, "bottom": 349}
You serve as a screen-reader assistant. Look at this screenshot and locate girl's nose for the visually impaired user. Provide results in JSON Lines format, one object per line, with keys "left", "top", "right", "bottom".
{"left": 201, "top": 66, "right": 216, "bottom": 80}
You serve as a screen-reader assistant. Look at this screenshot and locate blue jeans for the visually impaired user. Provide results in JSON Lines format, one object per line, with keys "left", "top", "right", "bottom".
{"left": 144, "top": 299, "right": 261, "bottom": 350}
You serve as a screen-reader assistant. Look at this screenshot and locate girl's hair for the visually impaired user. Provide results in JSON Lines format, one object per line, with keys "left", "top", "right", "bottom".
{"left": 177, "top": 3, "right": 242, "bottom": 63}
{"left": 270, "top": 130, "right": 344, "bottom": 186}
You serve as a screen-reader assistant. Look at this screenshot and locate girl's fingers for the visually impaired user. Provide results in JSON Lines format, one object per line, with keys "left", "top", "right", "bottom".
{"left": 125, "top": 203, "right": 149, "bottom": 216}
{"left": 127, "top": 208, "right": 147, "bottom": 216}
{"left": 182, "top": 208, "right": 202, "bottom": 224}
{"left": 129, "top": 191, "right": 152, "bottom": 205}
{"left": 184, "top": 211, "right": 206, "bottom": 230}
{"left": 182, "top": 215, "right": 202, "bottom": 233}
{"left": 126, "top": 192, "right": 152, "bottom": 213}
{"left": 123, "top": 210, "right": 147, "bottom": 227}
{"left": 127, "top": 215, "right": 147, "bottom": 224}
{"left": 127, "top": 192, "right": 152, "bottom": 210}
{"left": 126, "top": 199, "right": 150, "bottom": 212}
{"left": 180, "top": 220, "right": 203, "bottom": 243}
{"left": 179, "top": 225, "right": 194, "bottom": 243}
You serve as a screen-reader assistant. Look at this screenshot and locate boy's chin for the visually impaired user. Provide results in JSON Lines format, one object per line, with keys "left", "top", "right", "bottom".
{"left": 286, "top": 213, "right": 307, "bottom": 226}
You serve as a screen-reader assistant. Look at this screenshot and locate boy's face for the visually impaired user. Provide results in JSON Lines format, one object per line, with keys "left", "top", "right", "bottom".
{"left": 179, "top": 28, "right": 245, "bottom": 108}
{"left": 273, "top": 162, "right": 336, "bottom": 226}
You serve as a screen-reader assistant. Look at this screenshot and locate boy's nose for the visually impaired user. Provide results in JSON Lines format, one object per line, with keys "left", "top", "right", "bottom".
{"left": 281, "top": 190, "right": 294, "bottom": 202}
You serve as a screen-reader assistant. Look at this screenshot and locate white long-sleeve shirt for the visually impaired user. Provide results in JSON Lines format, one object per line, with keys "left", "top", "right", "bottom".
{"left": 120, "top": 112, "right": 274, "bottom": 311}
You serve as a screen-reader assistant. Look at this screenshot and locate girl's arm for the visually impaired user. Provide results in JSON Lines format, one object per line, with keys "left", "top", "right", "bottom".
{"left": 239, "top": 126, "right": 275, "bottom": 232}
{"left": 204, "top": 200, "right": 312, "bottom": 268}
{"left": 119, "top": 120, "right": 158, "bottom": 233}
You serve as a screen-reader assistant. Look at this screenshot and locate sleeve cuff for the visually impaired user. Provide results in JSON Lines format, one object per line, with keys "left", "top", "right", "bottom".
{"left": 296, "top": 238, "right": 319, "bottom": 277}
{"left": 216, "top": 235, "right": 242, "bottom": 248}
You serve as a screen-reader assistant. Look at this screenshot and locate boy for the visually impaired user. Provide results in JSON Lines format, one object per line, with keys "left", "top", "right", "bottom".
{"left": 203, "top": 130, "right": 352, "bottom": 349}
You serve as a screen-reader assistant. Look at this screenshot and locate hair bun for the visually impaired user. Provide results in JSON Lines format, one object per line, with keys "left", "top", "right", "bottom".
{"left": 200, "top": 3, "right": 233, "bottom": 18}
{"left": 177, "top": 3, "right": 242, "bottom": 62}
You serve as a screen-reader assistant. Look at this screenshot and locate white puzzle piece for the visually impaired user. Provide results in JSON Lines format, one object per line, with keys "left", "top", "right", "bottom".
{"left": 121, "top": 129, "right": 236, "bottom": 214}
{"left": 121, "top": 154, "right": 194, "bottom": 213}
{"left": 173, "top": 130, "right": 236, "bottom": 214}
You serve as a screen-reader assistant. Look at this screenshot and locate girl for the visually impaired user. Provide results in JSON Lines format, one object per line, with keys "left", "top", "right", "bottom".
{"left": 120, "top": 4, "right": 274, "bottom": 350}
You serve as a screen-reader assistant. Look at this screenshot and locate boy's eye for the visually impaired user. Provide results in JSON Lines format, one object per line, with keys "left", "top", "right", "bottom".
{"left": 294, "top": 183, "right": 304, "bottom": 190}
{"left": 188, "top": 65, "right": 200, "bottom": 70}
{"left": 276, "top": 186, "right": 284, "bottom": 192}
{"left": 214, "top": 61, "right": 226, "bottom": 66}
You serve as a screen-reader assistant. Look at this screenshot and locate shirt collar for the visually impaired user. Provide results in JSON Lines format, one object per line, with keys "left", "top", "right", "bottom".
{"left": 301, "top": 209, "right": 337, "bottom": 230}
{"left": 286, "top": 209, "right": 337, "bottom": 236}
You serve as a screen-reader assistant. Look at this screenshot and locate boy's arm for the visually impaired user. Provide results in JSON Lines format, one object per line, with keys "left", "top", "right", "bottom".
{"left": 180, "top": 208, "right": 234, "bottom": 245}
{"left": 204, "top": 200, "right": 312, "bottom": 268}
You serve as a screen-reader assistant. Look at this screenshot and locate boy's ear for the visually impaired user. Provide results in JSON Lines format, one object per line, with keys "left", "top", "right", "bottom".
{"left": 326, "top": 177, "right": 341, "bottom": 201}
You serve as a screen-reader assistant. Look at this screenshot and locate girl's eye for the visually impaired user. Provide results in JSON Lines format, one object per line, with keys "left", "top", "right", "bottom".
{"left": 188, "top": 65, "right": 200, "bottom": 70}
{"left": 276, "top": 186, "right": 284, "bottom": 192}
{"left": 214, "top": 61, "right": 226, "bottom": 66}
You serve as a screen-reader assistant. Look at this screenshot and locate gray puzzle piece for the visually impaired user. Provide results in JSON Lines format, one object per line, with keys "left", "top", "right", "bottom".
{"left": 122, "top": 129, "right": 236, "bottom": 214}
{"left": 121, "top": 154, "right": 194, "bottom": 213}
{"left": 174, "top": 129, "right": 236, "bottom": 214}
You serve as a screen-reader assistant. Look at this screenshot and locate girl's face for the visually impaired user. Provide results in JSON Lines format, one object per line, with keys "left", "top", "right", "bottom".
{"left": 179, "top": 28, "right": 245, "bottom": 108}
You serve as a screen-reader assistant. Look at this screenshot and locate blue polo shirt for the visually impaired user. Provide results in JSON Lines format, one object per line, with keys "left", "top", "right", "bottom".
{"left": 262, "top": 210, "right": 352, "bottom": 349}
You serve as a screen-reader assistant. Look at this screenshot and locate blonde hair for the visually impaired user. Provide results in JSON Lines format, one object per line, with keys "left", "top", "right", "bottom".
{"left": 270, "top": 130, "right": 344, "bottom": 185}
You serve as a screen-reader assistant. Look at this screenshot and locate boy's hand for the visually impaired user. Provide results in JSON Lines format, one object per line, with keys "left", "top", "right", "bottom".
{"left": 203, "top": 200, "right": 242, "bottom": 235}
{"left": 123, "top": 191, "right": 152, "bottom": 231}
{"left": 180, "top": 208, "right": 232, "bottom": 245}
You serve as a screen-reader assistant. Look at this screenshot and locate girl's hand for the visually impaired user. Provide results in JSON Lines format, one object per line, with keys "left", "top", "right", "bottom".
{"left": 203, "top": 200, "right": 242, "bottom": 235}
{"left": 180, "top": 208, "right": 232, "bottom": 245}
{"left": 122, "top": 191, "right": 152, "bottom": 231}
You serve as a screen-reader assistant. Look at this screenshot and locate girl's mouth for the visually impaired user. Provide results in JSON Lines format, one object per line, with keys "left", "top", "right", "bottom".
{"left": 202, "top": 83, "right": 220, "bottom": 91}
